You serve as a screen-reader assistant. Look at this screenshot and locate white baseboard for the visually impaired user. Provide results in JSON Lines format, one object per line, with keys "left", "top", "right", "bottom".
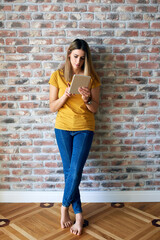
{"left": 0, "top": 191, "right": 160, "bottom": 203}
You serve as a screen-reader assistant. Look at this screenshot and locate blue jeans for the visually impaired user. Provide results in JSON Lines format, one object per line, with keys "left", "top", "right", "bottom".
{"left": 55, "top": 129, "right": 94, "bottom": 214}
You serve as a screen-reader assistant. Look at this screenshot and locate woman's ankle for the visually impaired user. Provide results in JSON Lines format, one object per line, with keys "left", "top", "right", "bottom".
{"left": 75, "top": 212, "right": 83, "bottom": 220}
{"left": 61, "top": 205, "right": 69, "bottom": 210}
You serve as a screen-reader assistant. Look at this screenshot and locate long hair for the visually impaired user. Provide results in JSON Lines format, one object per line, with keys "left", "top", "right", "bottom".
{"left": 63, "top": 39, "right": 99, "bottom": 82}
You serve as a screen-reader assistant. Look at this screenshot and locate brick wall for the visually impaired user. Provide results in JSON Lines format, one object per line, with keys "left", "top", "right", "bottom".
{"left": 0, "top": 0, "right": 160, "bottom": 192}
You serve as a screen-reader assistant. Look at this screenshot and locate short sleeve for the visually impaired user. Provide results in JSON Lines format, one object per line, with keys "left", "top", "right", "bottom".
{"left": 91, "top": 75, "right": 101, "bottom": 89}
{"left": 48, "top": 71, "right": 58, "bottom": 88}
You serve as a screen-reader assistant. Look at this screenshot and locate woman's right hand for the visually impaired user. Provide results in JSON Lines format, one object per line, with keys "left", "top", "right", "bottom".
{"left": 64, "top": 83, "right": 72, "bottom": 98}
{"left": 49, "top": 83, "right": 72, "bottom": 113}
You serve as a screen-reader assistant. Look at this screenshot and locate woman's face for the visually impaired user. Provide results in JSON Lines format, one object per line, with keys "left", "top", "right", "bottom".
{"left": 69, "top": 49, "right": 85, "bottom": 73}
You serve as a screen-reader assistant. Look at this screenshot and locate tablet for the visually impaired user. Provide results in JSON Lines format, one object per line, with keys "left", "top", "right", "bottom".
{"left": 69, "top": 75, "right": 91, "bottom": 94}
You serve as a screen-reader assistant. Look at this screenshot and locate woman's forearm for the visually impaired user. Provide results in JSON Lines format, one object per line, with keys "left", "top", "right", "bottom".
{"left": 78, "top": 86, "right": 100, "bottom": 114}
{"left": 49, "top": 94, "right": 68, "bottom": 113}
{"left": 85, "top": 100, "right": 99, "bottom": 114}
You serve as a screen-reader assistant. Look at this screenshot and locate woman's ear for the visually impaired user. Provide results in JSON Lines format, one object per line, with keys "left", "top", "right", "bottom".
{"left": 68, "top": 49, "right": 71, "bottom": 58}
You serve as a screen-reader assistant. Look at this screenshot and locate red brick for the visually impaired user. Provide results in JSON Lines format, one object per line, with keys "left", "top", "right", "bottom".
{"left": 8, "top": 70, "right": 20, "bottom": 77}
{"left": 64, "top": 6, "right": 86, "bottom": 12}
{"left": 39, "top": 5, "right": 62, "bottom": 12}
{"left": 79, "top": 22, "right": 101, "bottom": 29}
{"left": 0, "top": 185, "right": 10, "bottom": 190}
{"left": 113, "top": 46, "right": 135, "bottom": 53}
{"left": 23, "top": 177, "right": 43, "bottom": 182}
{"left": 30, "top": 38, "right": 52, "bottom": 45}
{"left": 0, "top": 5, "right": 12, "bottom": 11}
{"left": 126, "top": 54, "right": 148, "bottom": 61}
{"left": 34, "top": 140, "right": 54, "bottom": 146}
{"left": 125, "top": 94, "right": 146, "bottom": 100}
{"left": 152, "top": 39, "right": 160, "bottom": 45}
{"left": 19, "top": 62, "right": 41, "bottom": 69}
{"left": 88, "top": 6, "right": 110, "bottom": 12}
{"left": 34, "top": 169, "right": 55, "bottom": 175}
{"left": 28, "top": 5, "right": 38, "bottom": 12}
{"left": 18, "top": 87, "right": 40, "bottom": 93}
{"left": 31, "top": 54, "right": 52, "bottom": 61}
{"left": 56, "top": 21, "right": 78, "bottom": 29}
{"left": 18, "top": 30, "right": 41, "bottom": 37}
{"left": 31, "top": 22, "right": 52, "bottom": 28}
{"left": 17, "top": 46, "right": 39, "bottom": 53}
{"left": 12, "top": 184, "right": 32, "bottom": 190}
{"left": 6, "top": 21, "right": 29, "bottom": 28}
{"left": 0, "top": 30, "right": 16, "bottom": 37}
{"left": 12, "top": 170, "right": 31, "bottom": 175}
{"left": 20, "top": 102, "right": 39, "bottom": 109}
{"left": 116, "top": 30, "right": 138, "bottom": 37}
{"left": 149, "top": 78, "right": 160, "bottom": 84}
{"left": 21, "top": 71, "right": 32, "bottom": 77}
{"left": 141, "top": 31, "right": 160, "bottom": 37}
{"left": 45, "top": 162, "right": 58, "bottom": 168}
{"left": 101, "top": 182, "right": 122, "bottom": 188}
{"left": 67, "top": 30, "right": 90, "bottom": 37}
{"left": 0, "top": 170, "right": 10, "bottom": 175}
{"left": 128, "top": 22, "right": 149, "bottom": 29}
{"left": 155, "top": 145, "right": 160, "bottom": 151}
{"left": 139, "top": 62, "right": 159, "bottom": 69}
{"left": 44, "top": 30, "right": 65, "bottom": 37}
{"left": 135, "top": 116, "right": 156, "bottom": 122}
{"left": 10, "top": 140, "right": 32, "bottom": 146}
{"left": 0, "top": 46, "right": 16, "bottom": 53}
{"left": 1, "top": 177, "right": 21, "bottom": 182}
{"left": 136, "top": 6, "right": 158, "bottom": 12}
{"left": 0, "top": 71, "right": 7, "bottom": 77}
{"left": 6, "top": 54, "right": 28, "bottom": 61}
{"left": 152, "top": 22, "right": 160, "bottom": 29}
{"left": 20, "top": 148, "right": 41, "bottom": 154}
{"left": 34, "top": 184, "right": 55, "bottom": 189}
{"left": 42, "top": 147, "right": 59, "bottom": 154}
{"left": 123, "top": 109, "right": 145, "bottom": 115}
{"left": 126, "top": 0, "right": 148, "bottom": 3}
{"left": 57, "top": 13, "right": 69, "bottom": 20}
{"left": 113, "top": 6, "right": 135, "bottom": 12}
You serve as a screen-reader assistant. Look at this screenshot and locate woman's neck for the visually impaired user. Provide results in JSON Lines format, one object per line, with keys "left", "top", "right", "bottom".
{"left": 73, "top": 70, "right": 84, "bottom": 75}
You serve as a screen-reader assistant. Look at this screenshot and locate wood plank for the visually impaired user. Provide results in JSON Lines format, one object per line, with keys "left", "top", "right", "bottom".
{"left": 125, "top": 223, "right": 160, "bottom": 240}
{"left": 0, "top": 202, "right": 160, "bottom": 240}
{"left": 126, "top": 202, "right": 160, "bottom": 217}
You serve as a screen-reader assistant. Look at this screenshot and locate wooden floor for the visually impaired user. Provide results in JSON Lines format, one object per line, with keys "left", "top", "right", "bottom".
{"left": 0, "top": 202, "right": 160, "bottom": 240}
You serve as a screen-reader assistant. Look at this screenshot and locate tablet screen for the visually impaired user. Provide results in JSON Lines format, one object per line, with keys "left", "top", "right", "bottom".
{"left": 69, "top": 75, "right": 91, "bottom": 94}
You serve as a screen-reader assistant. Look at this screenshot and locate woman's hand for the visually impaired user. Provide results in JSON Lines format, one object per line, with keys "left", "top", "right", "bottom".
{"left": 64, "top": 83, "right": 72, "bottom": 98}
{"left": 78, "top": 87, "right": 91, "bottom": 103}
{"left": 78, "top": 86, "right": 100, "bottom": 113}
{"left": 49, "top": 83, "right": 73, "bottom": 113}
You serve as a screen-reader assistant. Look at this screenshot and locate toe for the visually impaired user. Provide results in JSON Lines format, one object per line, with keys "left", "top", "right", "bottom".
{"left": 78, "top": 229, "right": 82, "bottom": 235}
{"left": 61, "top": 223, "right": 65, "bottom": 229}
{"left": 65, "top": 222, "right": 69, "bottom": 228}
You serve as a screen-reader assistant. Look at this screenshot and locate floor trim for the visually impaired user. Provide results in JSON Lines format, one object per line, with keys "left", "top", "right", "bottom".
{"left": 0, "top": 191, "right": 160, "bottom": 203}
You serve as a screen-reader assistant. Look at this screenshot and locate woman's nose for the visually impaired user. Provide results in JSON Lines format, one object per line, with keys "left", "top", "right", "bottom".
{"left": 77, "top": 58, "right": 81, "bottom": 64}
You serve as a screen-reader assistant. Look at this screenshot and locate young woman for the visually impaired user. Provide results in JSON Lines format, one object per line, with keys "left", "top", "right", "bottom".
{"left": 49, "top": 39, "right": 100, "bottom": 235}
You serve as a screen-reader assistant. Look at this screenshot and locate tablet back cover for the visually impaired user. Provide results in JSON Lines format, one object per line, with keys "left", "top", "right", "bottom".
{"left": 69, "top": 75, "right": 91, "bottom": 94}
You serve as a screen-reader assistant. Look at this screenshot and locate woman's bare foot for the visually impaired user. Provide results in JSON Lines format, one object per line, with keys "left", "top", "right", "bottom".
{"left": 70, "top": 213, "right": 83, "bottom": 236}
{"left": 61, "top": 206, "right": 72, "bottom": 228}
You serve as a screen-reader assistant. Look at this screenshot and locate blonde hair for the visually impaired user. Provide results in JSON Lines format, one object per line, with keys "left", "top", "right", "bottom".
{"left": 63, "top": 39, "right": 99, "bottom": 82}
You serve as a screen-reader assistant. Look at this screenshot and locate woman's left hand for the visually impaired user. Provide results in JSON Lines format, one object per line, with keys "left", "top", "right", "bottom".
{"left": 78, "top": 87, "right": 91, "bottom": 103}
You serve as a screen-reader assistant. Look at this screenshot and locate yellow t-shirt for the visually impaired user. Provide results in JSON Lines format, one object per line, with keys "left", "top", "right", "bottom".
{"left": 49, "top": 69, "right": 100, "bottom": 131}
